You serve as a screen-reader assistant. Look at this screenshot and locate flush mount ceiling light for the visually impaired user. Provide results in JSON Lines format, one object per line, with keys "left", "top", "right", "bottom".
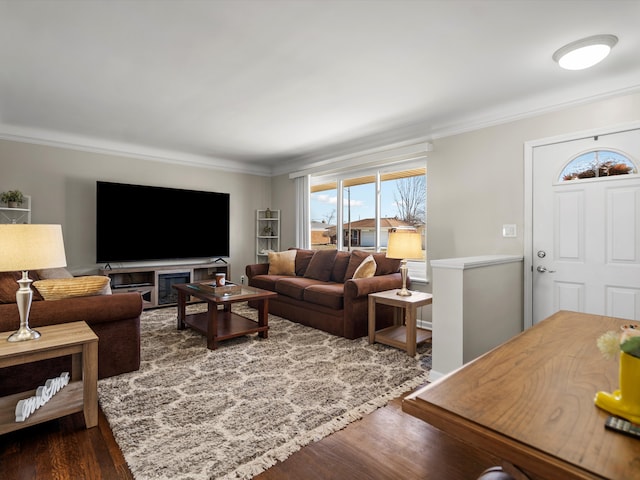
{"left": 553, "top": 34, "right": 618, "bottom": 70}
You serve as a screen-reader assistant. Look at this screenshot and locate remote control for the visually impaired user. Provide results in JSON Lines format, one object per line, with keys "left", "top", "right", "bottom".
{"left": 605, "top": 416, "right": 640, "bottom": 440}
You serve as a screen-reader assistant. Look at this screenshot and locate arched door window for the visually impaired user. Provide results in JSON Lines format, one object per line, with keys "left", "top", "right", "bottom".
{"left": 559, "top": 149, "right": 637, "bottom": 182}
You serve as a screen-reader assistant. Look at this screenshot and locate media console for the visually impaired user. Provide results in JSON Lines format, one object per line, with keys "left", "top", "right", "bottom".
{"left": 100, "top": 262, "right": 230, "bottom": 309}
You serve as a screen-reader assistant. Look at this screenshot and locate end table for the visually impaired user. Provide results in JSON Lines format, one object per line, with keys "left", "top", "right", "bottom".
{"left": 368, "top": 289, "right": 433, "bottom": 356}
{"left": 0, "top": 321, "right": 98, "bottom": 434}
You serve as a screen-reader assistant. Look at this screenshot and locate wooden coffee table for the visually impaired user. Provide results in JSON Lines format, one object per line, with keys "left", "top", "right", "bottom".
{"left": 173, "top": 282, "right": 277, "bottom": 350}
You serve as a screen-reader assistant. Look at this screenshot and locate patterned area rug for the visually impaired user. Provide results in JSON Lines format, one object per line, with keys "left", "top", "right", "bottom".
{"left": 98, "top": 303, "right": 431, "bottom": 480}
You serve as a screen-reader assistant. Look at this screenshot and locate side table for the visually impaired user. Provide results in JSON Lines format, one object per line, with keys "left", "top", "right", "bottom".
{"left": 368, "top": 289, "right": 433, "bottom": 356}
{"left": 0, "top": 321, "right": 98, "bottom": 434}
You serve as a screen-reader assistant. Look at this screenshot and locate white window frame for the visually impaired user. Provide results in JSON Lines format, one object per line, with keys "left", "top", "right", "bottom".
{"left": 306, "top": 159, "right": 428, "bottom": 282}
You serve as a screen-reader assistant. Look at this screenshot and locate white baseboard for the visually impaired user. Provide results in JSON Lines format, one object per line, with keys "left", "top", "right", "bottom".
{"left": 417, "top": 319, "right": 432, "bottom": 330}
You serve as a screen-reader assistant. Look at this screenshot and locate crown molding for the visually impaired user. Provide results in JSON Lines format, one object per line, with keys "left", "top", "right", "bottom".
{"left": 0, "top": 124, "right": 273, "bottom": 177}
{"left": 2, "top": 82, "right": 640, "bottom": 178}
{"left": 277, "top": 81, "right": 640, "bottom": 176}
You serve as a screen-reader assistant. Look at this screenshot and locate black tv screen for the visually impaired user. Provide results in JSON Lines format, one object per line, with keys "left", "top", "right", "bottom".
{"left": 96, "top": 181, "right": 230, "bottom": 263}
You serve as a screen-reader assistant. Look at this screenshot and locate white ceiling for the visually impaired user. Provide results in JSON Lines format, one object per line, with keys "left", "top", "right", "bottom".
{"left": 1, "top": 0, "right": 640, "bottom": 175}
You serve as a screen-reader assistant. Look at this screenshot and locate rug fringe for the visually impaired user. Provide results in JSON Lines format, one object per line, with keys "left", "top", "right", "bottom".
{"left": 221, "top": 372, "right": 430, "bottom": 480}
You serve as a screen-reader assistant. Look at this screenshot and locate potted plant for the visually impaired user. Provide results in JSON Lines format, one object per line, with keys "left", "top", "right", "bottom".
{"left": 595, "top": 325, "right": 640, "bottom": 423}
{"left": 1, "top": 190, "right": 24, "bottom": 208}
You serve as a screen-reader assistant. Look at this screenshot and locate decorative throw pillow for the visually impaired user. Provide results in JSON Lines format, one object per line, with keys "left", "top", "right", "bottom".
{"left": 372, "top": 252, "right": 401, "bottom": 275}
{"left": 352, "top": 255, "right": 377, "bottom": 279}
{"left": 343, "top": 250, "right": 371, "bottom": 282}
{"left": 293, "top": 248, "right": 315, "bottom": 276}
{"left": 267, "top": 250, "right": 297, "bottom": 275}
{"left": 33, "top": 276, "right": 112, "bottom": 301}
{"left": 331, "top": 251, "right": 350, "bottom": 283}
{"left": 0, "top": 272, "right": 21, "bottom": 304}
{"left": 0, "top": 272, "right": 43, "bottom": 303}
{"left": 303, "top": 249, "right": 337, "bottom": 281}
{"left": 34, "top": 267, "right": 74, "bottom": 279}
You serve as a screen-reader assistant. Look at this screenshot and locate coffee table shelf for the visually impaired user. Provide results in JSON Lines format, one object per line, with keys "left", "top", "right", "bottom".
{"left": 184, "top": 310, "right": 269, "bottom": 341}
{"left": 174, "top": 283, "right": 277, "bottom": 350}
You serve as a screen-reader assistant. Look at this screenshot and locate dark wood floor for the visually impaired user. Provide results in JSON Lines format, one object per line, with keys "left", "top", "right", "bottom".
{"left": 0, "top": 388, "right": 499, "bottom": 479}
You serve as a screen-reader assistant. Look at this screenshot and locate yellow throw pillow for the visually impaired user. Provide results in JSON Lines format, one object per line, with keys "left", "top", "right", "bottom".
{"left": 267, "top": 250, "right": 297, "bottom": 276}
{"left": 33, "top": 276, "right": 112, "bottom": 301}
{"left": 352, "top": 255, "right": 377, "bottom": 279}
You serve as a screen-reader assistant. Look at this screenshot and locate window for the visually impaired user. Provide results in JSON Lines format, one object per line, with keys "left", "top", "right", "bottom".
{"left": 559, "top": 150, "right": 637, "bottom": 182}
{"left": 309, "top": 163, "right": 427, "bottom": 281}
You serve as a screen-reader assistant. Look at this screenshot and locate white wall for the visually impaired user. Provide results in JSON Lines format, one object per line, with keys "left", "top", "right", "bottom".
{"left": 0, "top": 139, "right": 272, "bottom": 281}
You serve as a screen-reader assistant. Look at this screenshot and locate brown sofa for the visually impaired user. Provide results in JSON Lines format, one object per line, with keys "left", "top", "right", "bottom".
{"left": 0, "top": 270, "right": 142, "bottom": 396}
{"left": 246, "top": 249, "right": 405, "bottom": 339}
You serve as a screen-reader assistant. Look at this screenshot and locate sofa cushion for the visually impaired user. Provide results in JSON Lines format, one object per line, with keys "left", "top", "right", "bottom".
{"left": 304, "top": 283, "right": 344, "bottom": 310}
{"left": 353, "top": 255, "right": 377, "bottom": 279}
{"left": 275, "top": 277, "right": 326, "bottom": 300}
{"left": 331, "top": 251, "right": 350, "bottom": 283}
{"left": 372, "top": 253, "right": 402, "bottom": 276}
{"left": 293, "top": 248, "right": 315, "bottom": 276}
{"left": 250, "top": 274, "right": 289, "bottom": 292}
{"left": 0, "top": 272, "right": 43, "bottom": 303}
{"left": 267, "top": 250, "right": 297, "bottom": 275}
{"left": 343, "top": 250, "right": 371, "bottom": 281}
{"left": 303, "top": 250, "right": 337, "bottom": 281}
{"left": 33, "top": 276, "right": 112, "bottom": 301}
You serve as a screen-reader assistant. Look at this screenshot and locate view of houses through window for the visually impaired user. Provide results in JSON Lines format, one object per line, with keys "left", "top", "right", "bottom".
{"left": 310, "top": 165, "right": 427, "bottom": 281}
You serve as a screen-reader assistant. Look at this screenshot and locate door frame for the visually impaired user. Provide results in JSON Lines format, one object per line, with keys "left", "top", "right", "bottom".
{"left": 523, "top": 120, "right": 640, "bottom": 330}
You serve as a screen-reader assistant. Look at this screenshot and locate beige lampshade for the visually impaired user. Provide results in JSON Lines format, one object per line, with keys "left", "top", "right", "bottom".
{"left": 0, "top": 224, "right": 67, "bottom": 272}
{"left": 386, "top": 228, "right": 423, "bottom": 260}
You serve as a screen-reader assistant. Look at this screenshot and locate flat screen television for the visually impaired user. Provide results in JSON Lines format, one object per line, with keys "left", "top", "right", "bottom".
{"left": 96, "top": 181, "right": 230, "bottom": 264}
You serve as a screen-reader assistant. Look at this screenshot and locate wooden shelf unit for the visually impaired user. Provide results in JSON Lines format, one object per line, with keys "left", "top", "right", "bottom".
{"left": 256, "top": 209, "right": 280, "bottom": 263}
{"left": 100, "top": 262, "right": 231, "bottom": 309}
{"left": 0, "top": 195, "right": 31, "bottom": 224}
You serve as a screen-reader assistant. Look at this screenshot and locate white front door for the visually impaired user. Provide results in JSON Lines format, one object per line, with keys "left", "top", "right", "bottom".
{"left": 532, "top": 129, "right": 640, "bottom": 324}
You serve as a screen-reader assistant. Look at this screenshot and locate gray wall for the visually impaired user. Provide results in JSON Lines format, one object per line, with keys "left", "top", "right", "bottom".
{"left": 427, "top": 91, "right": 640, "bottom": 281}
{"left": 0, "top": 140, "right": 272, "bottom": 281}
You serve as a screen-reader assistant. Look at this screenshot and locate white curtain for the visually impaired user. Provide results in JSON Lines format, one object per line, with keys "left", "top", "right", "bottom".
{"left": 295, "top": 175, "right": 310, "bottom": 248}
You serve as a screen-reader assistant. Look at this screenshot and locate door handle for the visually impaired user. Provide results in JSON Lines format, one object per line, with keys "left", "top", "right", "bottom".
{"left": 536, "top": 266, "right": 556, "bottom": 273}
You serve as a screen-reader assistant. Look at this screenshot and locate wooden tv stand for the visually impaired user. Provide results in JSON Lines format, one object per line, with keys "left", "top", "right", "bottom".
{"left": 100, "top": 262, "right": 230, "bottom": 309}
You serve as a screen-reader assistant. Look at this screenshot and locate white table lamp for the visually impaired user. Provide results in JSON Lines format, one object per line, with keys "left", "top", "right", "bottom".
{"left": 386, "top": 227, "right": 423, "bottom": 296}
{"left": 0, "top": 224, "right": 67, "bottom": 341}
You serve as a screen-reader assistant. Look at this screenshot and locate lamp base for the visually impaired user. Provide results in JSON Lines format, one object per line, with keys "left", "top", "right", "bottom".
{"left": 7, "top": 271, "right": 40, "bottom": 342}
{"left": 396, "top": 288, "right": 412, "bottom": 296}
{"left": 7, "top": 326, "right": 41, "bottom": 342}
{"left": 396, "top": 260, "right": 412, "bottom": 296}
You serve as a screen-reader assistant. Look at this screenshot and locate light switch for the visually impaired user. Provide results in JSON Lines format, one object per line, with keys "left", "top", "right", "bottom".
{"left": 502, "top": 224, "right": 517, "bottom": 238}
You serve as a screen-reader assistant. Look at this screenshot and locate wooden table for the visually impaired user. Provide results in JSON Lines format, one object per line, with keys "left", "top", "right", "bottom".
{"left": 0, "top": 321, "right": 98, "bottom": 434}
{"left": 368, "top": 289, "right": 432, "bottom": 356}
{"left": 403, "top": 311, "right": 640, "bottom": 480}
{"left": 173, "top": 282, "right": 277, "bottom": 350}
